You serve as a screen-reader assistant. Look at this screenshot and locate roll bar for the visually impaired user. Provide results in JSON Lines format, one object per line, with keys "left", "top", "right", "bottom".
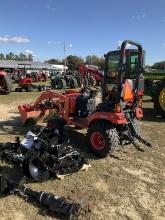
{"left": 117, "top": 40, "right": 144, "bottom": 102}
{"left": 119, "top": 40, "right": 143, "bottom": 67}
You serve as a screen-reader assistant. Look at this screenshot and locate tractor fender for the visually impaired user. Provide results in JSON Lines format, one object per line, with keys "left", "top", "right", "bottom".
{"left": 89, "top": 112, "right": 127, "bottom": 126}
{"left": 0, "top": 71, "right": 6, "bottom": 76}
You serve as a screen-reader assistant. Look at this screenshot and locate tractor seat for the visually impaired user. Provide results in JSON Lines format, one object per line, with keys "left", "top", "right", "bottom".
{"left": 121, "top": 79, "right": 134, "bottom": 102}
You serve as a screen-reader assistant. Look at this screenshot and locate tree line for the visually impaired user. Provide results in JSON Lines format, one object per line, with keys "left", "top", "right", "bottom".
{"left": 0, "top": 52, "right": 33, "bottom": 61}
{"left": 1, "top": 51, "right": 165, "bottom": 70}
{"left": 46, "top": 55, "right": 105, "bottom": 70}
{"left": 151, "top": 61, "right": 165, "bottom": 70}
{"left": 46, "top": 56, "right": 165, "bottom": 71}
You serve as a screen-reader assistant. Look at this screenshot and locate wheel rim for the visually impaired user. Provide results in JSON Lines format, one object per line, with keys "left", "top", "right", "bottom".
{"left": 91, "top": 131, "right": 105, "bottom": 150}
{"left": 159, "top": 88, "right": 165, "bottom": 111}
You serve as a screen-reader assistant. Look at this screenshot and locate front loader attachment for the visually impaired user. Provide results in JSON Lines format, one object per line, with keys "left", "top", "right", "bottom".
{"left": 18, "top": 91, "right": 68, "bottom": 124}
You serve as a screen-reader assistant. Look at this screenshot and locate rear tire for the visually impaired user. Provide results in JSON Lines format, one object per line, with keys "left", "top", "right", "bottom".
{"left": 69, "top": 77, "right": 78, "bottom": 88}
{"left": 57, "top": 79, "right": 66, "bottom": 89}
{"left": 153, "top": 79, "right": 165, "bottom": 118}
{"left": 87, "top": 121, "right": 119, "bottom": 157}
{"left": 42, "top": 73, "right": 48, "bottom": 82}
{"left": 51, "top": 81, "right": 56, "bottom": 89}
{"left": 0, "top": 74, "right": 12, "bottom": 94}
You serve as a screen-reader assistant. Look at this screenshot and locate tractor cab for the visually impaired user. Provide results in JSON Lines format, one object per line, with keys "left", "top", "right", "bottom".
{"left": 103, "top": 41, "right": 145, "bottom": 111}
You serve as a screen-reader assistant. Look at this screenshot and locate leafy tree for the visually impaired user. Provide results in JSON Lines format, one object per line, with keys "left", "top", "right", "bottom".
{"left": 65, "top": 55, "right": 84, "bottom": 70}
{"left": 19, "top": 53, "right": 28, "bottom": 61}
{"left": 99, "top": 57, "right": 105, "bottom": 70}
{"left": 27, "top": 54, "right": 33, "bottom": 61}
{"left": 152, "top": 61, "right": 165, "bottom": 70}
{"left": 85, "top": 55, "right": 100, "bottom": 66}
{"left": 6, "top": 52, "right": 15, "bottom": 60}
{"left": 14, "top": 55, "right": 21, "bottom": 61}
{"left": 46, "top": 59, "right": 62, "bottom": 64}
{"left": 0, "top": 52, "right": 33, "bottom": 61}
{"left": 0, "top": 53, "right": 5, "bottom": 60}
{"left": 85, "top": 55, "right": 105, "bottom": 69}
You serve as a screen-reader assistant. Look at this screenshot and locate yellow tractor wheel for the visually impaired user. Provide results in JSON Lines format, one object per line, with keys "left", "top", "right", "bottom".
{"left": 159, "top": 88, "right": 165, "bottom": 111}
{"left": 154, "top": 79, "right": 165, "bottom": 118}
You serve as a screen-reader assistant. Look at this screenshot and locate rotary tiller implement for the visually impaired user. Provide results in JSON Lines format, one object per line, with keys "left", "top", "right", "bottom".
{"left": 0, "top": 127, "right": 89, "bottom": 182}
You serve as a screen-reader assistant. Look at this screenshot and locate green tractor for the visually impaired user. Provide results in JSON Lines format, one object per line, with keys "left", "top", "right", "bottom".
{"left": 50, "top": 71, "right": 78, "bottom": 89}
{"left": 122, "top": 51, "right": 165, "bottom": 118}
{"left": 144, "top": 70, "right": 165, "bottom": 118}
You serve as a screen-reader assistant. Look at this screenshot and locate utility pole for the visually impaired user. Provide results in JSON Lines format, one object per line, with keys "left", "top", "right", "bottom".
{"left": 64, "top": 43, "right": 66, "bottom": 73}
{"left": 63, "top": 43, "right": 72, "bottom": 73}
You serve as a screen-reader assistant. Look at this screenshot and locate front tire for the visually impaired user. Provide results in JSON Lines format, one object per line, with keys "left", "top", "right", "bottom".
{"left": 69, "top": 77, "right": 78, "bottom": 88}
{"left": 87, "top": 121, "right": 119, "bottom": 157}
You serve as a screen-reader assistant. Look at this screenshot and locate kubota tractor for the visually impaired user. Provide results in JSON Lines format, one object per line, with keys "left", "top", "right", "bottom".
{"left": 19, "top": 40, "right": 151, "bottom": 157}
{"left": 0, "top": 71, "right": 12, "bottom": 94}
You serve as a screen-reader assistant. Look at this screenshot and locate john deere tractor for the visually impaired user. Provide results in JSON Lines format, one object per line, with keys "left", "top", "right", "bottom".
{"left": 144, "top": 70, "right": 165, "bottom": 118}
{"left": 125, "top": 53, "right": 165, "bottom": 118}
{"left": 50, "top": 71, "right": 78, "bottom": 89}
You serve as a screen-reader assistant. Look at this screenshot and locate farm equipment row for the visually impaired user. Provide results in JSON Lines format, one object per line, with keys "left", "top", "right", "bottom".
{"left": 10, "top": 64, "right": 48, "bottom": 83}
{"left": 50, "top": 64, "right": 104, "bottom": 90}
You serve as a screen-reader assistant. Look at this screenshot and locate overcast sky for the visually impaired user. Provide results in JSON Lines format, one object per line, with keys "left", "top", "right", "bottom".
{"left": 0, "top": 0, "right": 164, "bottom": 64}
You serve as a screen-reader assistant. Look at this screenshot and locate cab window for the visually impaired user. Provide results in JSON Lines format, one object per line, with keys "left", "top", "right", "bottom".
{"left": 107, "top": 54, "right": 120, "bottom": 78}
{"left": 130, "top": 54, "right": 138, "bottom": 76}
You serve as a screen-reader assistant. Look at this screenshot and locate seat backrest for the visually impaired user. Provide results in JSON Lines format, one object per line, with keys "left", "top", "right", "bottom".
{"left": 121, "top": 79, "right": 134, "bottom": 102}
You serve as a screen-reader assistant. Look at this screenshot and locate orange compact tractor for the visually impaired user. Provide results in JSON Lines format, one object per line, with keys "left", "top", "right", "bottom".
{"left": 19, "top": 40, "right": 151, "bottom": 157}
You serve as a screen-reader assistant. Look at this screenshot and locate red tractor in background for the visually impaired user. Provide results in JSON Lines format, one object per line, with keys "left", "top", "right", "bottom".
{"left": 31, "top": 71, "right": 48, "bottom": 82}
{"left": 0, "top": 71, "right": 12, "bottom": 94}
{"left": 16, "top": 64, "right": 33, "bottom": 91}
{"left": 79, "top": 63, "right": 103, "bottom": 86}
{"left": 19, "top": 40, "right": 151, "bottom": 157}
{"left": 16, "top": 64, "right": 48, "bottom": 91}
{"left": 18, "top": 73, "right": 33, "bottom": 91}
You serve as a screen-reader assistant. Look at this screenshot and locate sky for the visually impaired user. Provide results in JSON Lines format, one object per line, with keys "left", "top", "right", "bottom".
{"left": 0, "top": 0, "right": 164, "bottom": 64}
